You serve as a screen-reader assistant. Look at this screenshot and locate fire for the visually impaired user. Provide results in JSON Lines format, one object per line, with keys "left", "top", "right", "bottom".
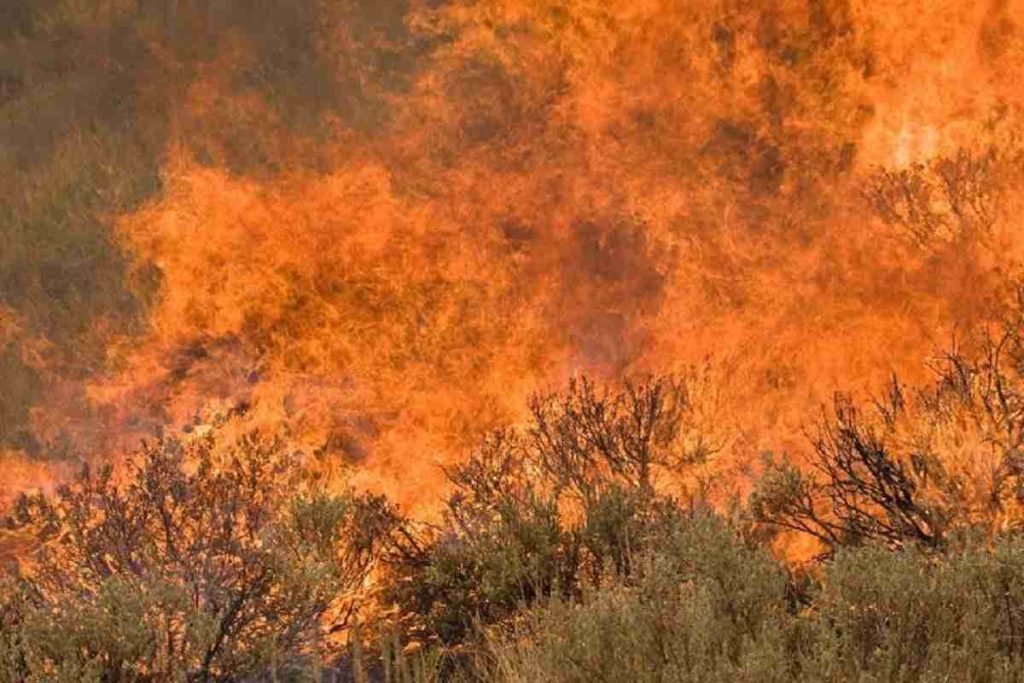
{"left": 5, "top": 0, "right": 1024, "bottom": 516}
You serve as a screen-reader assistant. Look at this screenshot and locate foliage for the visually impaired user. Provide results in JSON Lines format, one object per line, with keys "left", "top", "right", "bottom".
{"left": 804, "top": 541, "right": 1024, "bottom": 681}
{"left": 371, "top": 369, "right": 1024, "bottom": 681}
{"left": 752, "top": 322, "right": 1024, "bottom": 552}
{"left": 379, "top": 376, "right": 712, "bottom": 649}
{"left": 8, "top": 373, "right": 1024, "bottom": 680}
{"left": 0, "top": 431, "right": 390, "bottom": 682}
{"left": 481, "top": 512, "right": 793, "bottom": 683}
{"left": 482, "top": 530, "right": 1024, "bottom": 683}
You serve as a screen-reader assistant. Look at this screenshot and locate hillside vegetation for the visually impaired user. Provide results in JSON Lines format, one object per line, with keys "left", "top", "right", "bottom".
{"left": 6, "top": 354, "right": 1024, "bottom": 680}
{"left": 4, "top": 1, "right": 1024, "bottom": 680}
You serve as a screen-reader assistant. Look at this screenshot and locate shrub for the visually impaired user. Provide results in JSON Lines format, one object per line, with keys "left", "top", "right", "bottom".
{"left": 479, "top": 533, "right": 1024, "bottom": 683}
{"left": 480, "top": 513, "right": 795, "bottom": 683}
{"left": 752, "top": 323, "right": 1024, "bottom": 552}
{"left": 380, "top": 376, "right": 714, "bottom": 649}
{"left": 0, "top": 430, "right": 391, "bottom": 682}
{"left": 804, "top": 539, "right": 1024, "bottom": 682}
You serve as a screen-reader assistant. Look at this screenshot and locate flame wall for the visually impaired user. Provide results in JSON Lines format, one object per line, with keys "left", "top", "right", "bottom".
{"left": 2, "top": 0, "right": 1024, "bottom": 511}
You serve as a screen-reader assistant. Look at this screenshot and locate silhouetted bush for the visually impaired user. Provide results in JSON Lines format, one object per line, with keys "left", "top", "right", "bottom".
{"left": 865, "top": 148, "right": 1000, "bottom": 245}
{"left": 753, "top": 321, "right": 1024, "bottom": 553}
{"left": 372, "top": 370, "right": 1024, "bottom": 681}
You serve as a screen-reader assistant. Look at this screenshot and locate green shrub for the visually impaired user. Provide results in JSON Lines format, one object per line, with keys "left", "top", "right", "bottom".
{"left": 381, "top": 376, "right": 714, "bottom": 648}
{"left": 479, "top": 533, "right": 1024, "bottom": 683}
{"left": 481, "top": 513, "right": 795, "bottom": 683}
{"left": 804, "top": 540, "right": 1024, "bottom": 682}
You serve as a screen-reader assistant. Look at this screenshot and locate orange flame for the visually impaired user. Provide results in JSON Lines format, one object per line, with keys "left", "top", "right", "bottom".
{"left": 7, "top": 0, "right": 1024, "bottom": 516}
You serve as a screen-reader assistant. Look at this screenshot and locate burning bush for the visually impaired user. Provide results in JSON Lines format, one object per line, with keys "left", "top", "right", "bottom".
{"left": 378, "top": 375, "right": 717, "bottom": 649}
{"left": 752, "top": 321, "right": 1024, "bottom": 553}
{"left": 0, "top": 430, "right": 392, "bottom": 681}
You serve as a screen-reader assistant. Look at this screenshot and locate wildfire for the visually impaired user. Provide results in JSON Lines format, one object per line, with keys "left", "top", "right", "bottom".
{"left": 4, "top": 0, "right": 1024, "bottom": 517}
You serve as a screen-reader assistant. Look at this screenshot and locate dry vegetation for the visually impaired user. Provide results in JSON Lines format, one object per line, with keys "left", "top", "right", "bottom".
{"left": 7, "top": 361, "right": 1024, "bottom": 680}
{"left": 5, "top": 0, "right": 1024, "bottom": 681}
